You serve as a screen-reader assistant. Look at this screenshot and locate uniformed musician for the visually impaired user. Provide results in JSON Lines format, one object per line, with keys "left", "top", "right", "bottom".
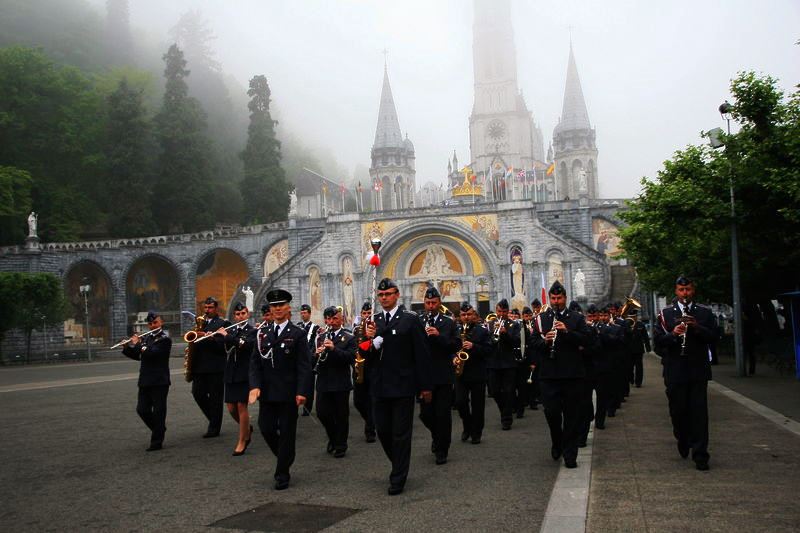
{"left": 191, "top": 296, "right": 230, "bottom": 438}
{"left": 219, "top": 302, "right": 255, "bottom": 456}
{"left": 315, "top": 306, "right": 356, "bottom": 458}
{"left": 454, "top": 302, "right": 492, "bottom": 444}
{"left": 352, "top": 302, "right": 376, "bottom": 443}
{"left": 362, "top": 278, "right": 432, "bottom": 495}
{"left": 418, "top": 287, "right": 461, "bottom": 465}
{"left": 654, "top": 276, "right": 716, "bottom": 471}
{"left": 297, "top": 304, "right": 320, "bottom": 415}
{"left": 249, "top": 289, "right": 313, "bottom": 490}
{"left": 122, "top": 310, "right": 172, "bottom": 451}
{"left": 486, "top": 299, "right": 521, "bottom": 431}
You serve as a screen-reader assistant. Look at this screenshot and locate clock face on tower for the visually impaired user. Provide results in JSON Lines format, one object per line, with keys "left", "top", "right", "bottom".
{"left": 487, "top": 120, "right": 507, "bottom": 140}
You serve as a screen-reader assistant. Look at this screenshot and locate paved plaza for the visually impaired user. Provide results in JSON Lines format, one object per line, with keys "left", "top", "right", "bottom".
{"left": 1, "top": 352, "right": 799, "bottom": 532}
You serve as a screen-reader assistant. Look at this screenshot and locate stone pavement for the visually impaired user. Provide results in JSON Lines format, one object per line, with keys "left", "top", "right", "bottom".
{"left": 587, "top": 354, "right": 800, "bottom": 533}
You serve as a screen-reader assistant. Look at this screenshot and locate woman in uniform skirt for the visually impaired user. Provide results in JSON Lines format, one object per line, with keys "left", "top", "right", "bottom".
{"left": 221, "top": 302, "right": 255, "bottom": 455}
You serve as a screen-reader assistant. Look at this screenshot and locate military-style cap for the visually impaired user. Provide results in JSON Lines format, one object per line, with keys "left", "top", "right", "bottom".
{"left": 522, "top": 306, "right": 532, "bottom": 315}
{"left": 587, "top": 304, "right": 598, "bottom": 314}
{"left": 496, "top": 298, "right": 509, "bottom": 310}
{"left": 300, "top": 304, "right": 311, "bottom": 312}
{"left": 266, "top": 289, "right": 292, "bottom": 306}
{"left": 511, "top": 308, "right": 521, "bottom": 315}
{"left": 424, "top": 286, "right": 441, "bottom": 299}
{"left": 460, "top": 301, "right": 473, "bottom": 312}
{"left": 531, "top": 299, "right": 542, "bottom": 307}
{"left": 361, "top": 301, "right": 372, "bottom": 311}
{"left": 675, "top": 275, "right": 693, "bottom": 286}
{"left": 377, "top": 278, "right": 398, "bottom": 291}
{"left": 323, "top": 306, "right": 340, "bottom": 318}
{"left": 145, "top": 310, "right": 160, "bottom": 322}
{"left": 260, "top": 303, "right": 270, "bottom": 314}
{"left": 549, "top": 280, "right": 566, "bottom": 295}
{"left": 233, "top": 302, "right": 247, "bottom": 312}
{"left": 569, "top": 301, "right": 582, "bottom": 313}
{"left": 204, "top": 296, "right": 218, "bottom": 305}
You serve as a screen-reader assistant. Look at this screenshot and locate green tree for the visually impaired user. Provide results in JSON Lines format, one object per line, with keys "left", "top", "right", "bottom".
{"left": 240, "top": 75, "right": 291, "bottom": 224}
{"left": 0, "top": 166, "right": 33, "bottom": 245}
{"left": 619, "top": 72, "right": 800, "bottom": 301}
{"left": 0, "top": 273, "right": 67, "bottom": 363}
{"left": 104, "top": 77, "right": 157, "bottom": 237}
{"left": 152, "top": 44, "right": 214, "bottom": 233}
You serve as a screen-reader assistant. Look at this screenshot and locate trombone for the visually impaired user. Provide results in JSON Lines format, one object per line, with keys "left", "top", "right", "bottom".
{"left": 110, "top": 327, "right": 162, "bottom": 349}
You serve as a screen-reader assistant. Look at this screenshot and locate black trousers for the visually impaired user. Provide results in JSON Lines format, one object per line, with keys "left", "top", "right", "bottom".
{"left": 631, "top": 352, "right": 644, "bottom": 387}
{"left": 528, "top": 366, "right": 541, "bottom": 407}
{"left": 540, "top": 379, "right": 584, "bottom": 463}
{"left": 488, "top": 368, "right": 516, "bottom": 426}
{"left": 594, "top": 373, "right": 613, "bottom": 428}
{"left": 258, "top": 400, "right": 299, "bottom": 483}
{"left": 455, "top": 379, "right": 485, "bottom": 439}
{"left": 137, "top": 385, "right": 169, "bottom": 445}
{"left": 579, "top": 377, "right": 595, "bottom": 441}
{"left": 665, "top": 380, "right": 710, "bottom": 462}
{"left": 609, "top": 357, "right": 626, "bottom": 411}
{"left": 373, "top": 395, "right": 415, "bottom": 488}
{"left": 306, "top": 374, "right": 316, "bottom": 412}
{"left": 316, "top": 390, "right": 350, "bottom": 452}
{"left": 191, "top": 372, "right": 224, "bottom": 433}
{"left": 419, "top": 384, "right": 453, "bottom": 455}
{"left": 353, "top": 377, "right": 375, "bottom": 436}
{"left": 514, "top": 365, "right": 531, "bottom": 414}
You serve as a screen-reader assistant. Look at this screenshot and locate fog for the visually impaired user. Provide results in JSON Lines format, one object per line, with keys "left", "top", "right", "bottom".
{"left": 93, "top": 0, "right": 799, "bottom": 198}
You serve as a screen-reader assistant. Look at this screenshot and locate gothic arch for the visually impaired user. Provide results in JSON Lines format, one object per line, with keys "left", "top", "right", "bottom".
{"left": 63, "top": 260, "right": 113, "bottom": 345}
{"left": 124, "top": 253, "right": 181, "bottom": 335}
{"left": 192, "top": 247, "right": 250, "bottom": 316}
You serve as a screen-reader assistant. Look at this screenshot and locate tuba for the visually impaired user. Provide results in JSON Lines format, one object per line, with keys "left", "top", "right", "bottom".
{"left": 183, "top": 315, "right": 207, "bottom": 383}
{"left": 453, "top": 323, "right": 471, "bottom": 378}
{"left": 619, "top": 296, "right": 642, "bottom": 329}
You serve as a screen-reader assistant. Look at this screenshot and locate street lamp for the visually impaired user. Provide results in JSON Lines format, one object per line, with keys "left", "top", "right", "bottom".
{"left": 79, "top": 281, "right": 92, "bottom": 362}
{"left": 718, "top": 100, "right": 746, "bottom": 377}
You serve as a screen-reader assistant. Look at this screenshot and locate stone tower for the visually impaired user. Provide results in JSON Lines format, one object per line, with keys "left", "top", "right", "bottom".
{"left": 369, "top": 64, "right": 416, "bottom": 211}
{"left": 469, "top": 0, "right": 544, "bottom": 175}
{"left": 552, "top": 42, "right": 599, "bottom": 200}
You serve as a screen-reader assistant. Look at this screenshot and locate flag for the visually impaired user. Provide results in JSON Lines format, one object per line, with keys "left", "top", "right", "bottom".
{"left": 540, "top": 272, "right": 547, "bottom": 304}
{"left": 517, "top": 170, "right": 526, "bottom": 181}
{"left": 374, "top": 179, "right": 382, "bottom": 191}
{"left": 546, "top": 163, "right": 555, "bottom": 176}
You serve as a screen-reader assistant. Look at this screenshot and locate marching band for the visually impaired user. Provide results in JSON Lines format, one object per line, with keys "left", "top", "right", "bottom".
{"left": 119, "top": 274, "right": 717, "bottom": 494}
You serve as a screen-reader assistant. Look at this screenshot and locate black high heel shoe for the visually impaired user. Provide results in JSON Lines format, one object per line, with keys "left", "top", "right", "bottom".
{"left": 232, "top": 440, "right": 249, "bottom": 456}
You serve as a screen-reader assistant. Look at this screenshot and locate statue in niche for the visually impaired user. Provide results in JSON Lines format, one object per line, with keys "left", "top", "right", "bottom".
{"left": 241, "top": 286, "right": 254, "bottom": 313}
{"left": 289, "top": 191, "right": 298, "bottom": 217}
{"left": 419, "top": 244, "right": 455, "bottom": 277}
{"left": 578, "top": 169, "right": 588, "bottom": 193}
{"left": 309, "top": 268, "right": 322, "bottom": 321}
{"left": 341, "top": 257, "right": 355, "bottom": 325}
{"left": 510, "top": 246, "right": 526, "bottom": 311}
{"left": 27, "top": 211, "right": 38, "bottom": 237}
{"left": 573, "top": 269, "right": 586, "bottom": 298}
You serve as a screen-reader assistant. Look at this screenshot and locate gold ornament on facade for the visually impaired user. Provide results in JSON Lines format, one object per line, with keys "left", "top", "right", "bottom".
{"left": 452, "top": 166, "right": 483, "bottom": 197}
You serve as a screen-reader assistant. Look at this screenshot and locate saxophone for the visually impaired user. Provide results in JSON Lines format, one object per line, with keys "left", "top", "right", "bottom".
{"left": 182, "top": 314, "right": 206, "bottom": 383}
{"left": 453, "top": 323, "right": 471, "bottom": 377}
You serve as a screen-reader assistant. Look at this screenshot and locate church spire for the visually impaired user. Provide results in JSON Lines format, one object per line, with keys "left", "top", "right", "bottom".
{"left": 373, "top": 65, "right": 403, "bottom": 148}
{"left": 556, "top": 42, "right": 591, "bottom": 133}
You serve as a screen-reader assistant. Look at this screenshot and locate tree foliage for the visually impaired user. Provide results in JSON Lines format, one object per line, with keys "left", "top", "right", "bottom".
{"left": 620, "top": 72, "right": 800, "bottom": 301}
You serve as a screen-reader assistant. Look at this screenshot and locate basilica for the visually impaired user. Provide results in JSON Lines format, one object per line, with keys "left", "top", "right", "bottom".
{"left": 0, "top": 0, "right": 632, "bottom": 355}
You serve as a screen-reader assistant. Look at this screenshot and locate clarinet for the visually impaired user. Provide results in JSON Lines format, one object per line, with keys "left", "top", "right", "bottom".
{"left": 549, "top": 310, "right": 560, "bottom": 360}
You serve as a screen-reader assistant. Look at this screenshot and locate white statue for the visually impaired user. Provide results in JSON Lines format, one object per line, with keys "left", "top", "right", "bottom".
{"left": 578, "top": 169, "right": 588, "bottom": 193}
{"left": 419, "top": 244, "right": 455, "bottom": 277}
{"left": 289, "top": 191, "right": 298, "bottom": 217}
{"left": 241, "top": 286, "right": 254, "bottom": 312}
{"left": 573, "top": 269, "right": 586, "bottom": 298}
{"left": 27, "top": 211, "right": 38, "bottom": 237}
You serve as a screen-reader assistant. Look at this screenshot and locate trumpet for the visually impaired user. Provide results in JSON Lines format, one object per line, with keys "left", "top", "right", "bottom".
{"left": 549, "top": 310, "right": 563, "bottom": 360}
{"left": 191, "top": 318, "right": 250, "bottom": 343}
{"left": 526, "top": 365, "right": 536, "bottom": 384}
{"left": 111, "top": 327, "right": 162, "bottom": 349}
{"left": 492, "top": 317, "right": 506, "bottom": 342}
{"left": 453, "top": 323, "right": 471, "bottom": 377}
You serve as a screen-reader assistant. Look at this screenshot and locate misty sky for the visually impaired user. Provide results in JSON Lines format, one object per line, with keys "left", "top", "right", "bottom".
{"left": 103, "top": 0, "right": 799, "bottom": 199}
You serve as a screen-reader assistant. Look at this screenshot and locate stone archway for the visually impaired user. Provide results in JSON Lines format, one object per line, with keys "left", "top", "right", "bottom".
{"left": 125, "top": 255, "right": 180, "bottom": 336}
{"left": 63, "top": 260, "right": 112, "bottom": 346}
{"left": 194, "top": 248, "right": 249, "bottom": 316}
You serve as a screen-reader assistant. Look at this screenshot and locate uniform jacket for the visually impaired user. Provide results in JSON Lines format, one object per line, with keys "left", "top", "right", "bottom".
{"left": 315, "top": 328, "right": 356, "bottom": 393}
{"left": 249, "top": 321, "right": 314, "bottom": 402}
{"left": 457, "top": 322, "right": 492, "bottom": 382}
{"left": 191, "top": 315, "right": 231, "bottom": 374}
{"left": 361, "top": 306, "right": 432, "bottom": 398}
{"left": 655, "top": 302, "right": 716, "bottom": 384}
{"left": 223, "top": 323, "right": 254, "bottom": 384}
{"left": 419, "top": 312, "right": 462, "bottom": 385}
{"left": 590, "top": 321, "right": 625, "bottom": 375}
{"left": 486, "top": 318, "right": 521, "bottom": 370}
{"left": 531, "top": 308, "right": 592, "bottom": 379}
{"left": 628, "top": 321, "right": 652, "bottom": 354}
{"left": 122, "top": 330, "right": 172, "bottom": 387}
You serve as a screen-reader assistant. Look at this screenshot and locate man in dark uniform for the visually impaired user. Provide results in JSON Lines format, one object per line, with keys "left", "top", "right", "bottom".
{"left": 297, "top": 304, "right": 320, "bottom": 415}
{"left": 605, "top": 303, "right": 630, "bottom": 417}
{"left": 486, "top": 299, "right": 521, "bottom": 431}
{"left": 122, "top": 310, "right": 172, "bottom": 451}
{"left": 513, "top": 307, "right": 535, "bottom": 419}
{"left": 455, "top": 302, "right": 492, "bottom": 444}
{"left": 589, "top": 305, "right": 623, "bottom": 430}
{"left": 628, "top": 310, "right": 651, "bottom": 388}
{"left": 191, "top": 297, "right": 230, "bottom": 438}
{"left": 362, "top": 278, "right": 432, "bottom": 495}
{"left": 220, "top": 302, "right": 255, "bottom": 456}
{"left": 418, "top": 287, "right": 461, "bottom": 465}
{"left": 531, "top": 281, "right": 592, "bottom": 468}
{"left": 314, "top": 306, "right": 356, "bottom": 458}
{"left": 352, "top": 302, "right": 376, "bottom": 442}
{"left": 572, "top": 302, "right": 597, "bottom": 447}
{"left": 249, "top": 289, "right": 313, "bottom": 490}
{"left": 654, "top": 276, "right": 717, "bottom": 471}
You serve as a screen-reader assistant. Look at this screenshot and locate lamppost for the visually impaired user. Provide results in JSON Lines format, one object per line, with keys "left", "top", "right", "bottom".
{"left": 79, "top": 281, "right": 92, "bottom": 362}
{"left": 718, "top": 100, "right": 745, "bottom": 377}
{"left": 41, "top": 313, "right": 47, "bottom": 361}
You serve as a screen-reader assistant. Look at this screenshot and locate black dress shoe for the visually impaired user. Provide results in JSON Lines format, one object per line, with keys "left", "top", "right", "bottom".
{"left": 501, "top": 423, "right": 511, "bottom": 431}
{"left": 515, "top": 411, "right": 524, "bottom": 419}
{"left": 530, "top": 404, "right": 539, "bottom": 410}
{"left": 435, "top": 454, "right": 448, "bottom": 465}
{"left": 202, "top": 430, "right": 220, "bottom": 438}
{"left": 695, "top": 460, "right": 710, "bottom": 471}
{"left": 551, "top": 446, "right": 562, "bottom": 461}
{"left": 431, "top": 442, "right": 438, "bottom": 454}
{"left": 334, "top": 449, "right": 346, "bottom": 458}
{"left": 607, "top": 410, "right": 616, "bottom": 418}
{"left": 678, "top": 442, "right": 690, "bottom": 459}
{"left": 146, "top": 442, "right": 162, "bottom": 452}
{"left": 274, "top": 479, "right": 290, "bottom": 490}
{"left": 595, "top": 422, "right": 605, "bottom": 430}
{"left": 461, "top": 431, "right": 469, "bottom": 442}
{"left": 365, "top": 433, "right": 376, "bottom": 443}
{"left": 471, "top": 436, "right": 481, "bottom": 444}
{"left": 578, "top": 440, "right": 587, "bottom": 448}
{"left": 387, "top": 485, "right": 404, "bottom": 495}
{"left": 327, "top": 441, "right": 335, "bottom": 454}
{"left": 564, "top": 458, "right": 577, "bottom": 469}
